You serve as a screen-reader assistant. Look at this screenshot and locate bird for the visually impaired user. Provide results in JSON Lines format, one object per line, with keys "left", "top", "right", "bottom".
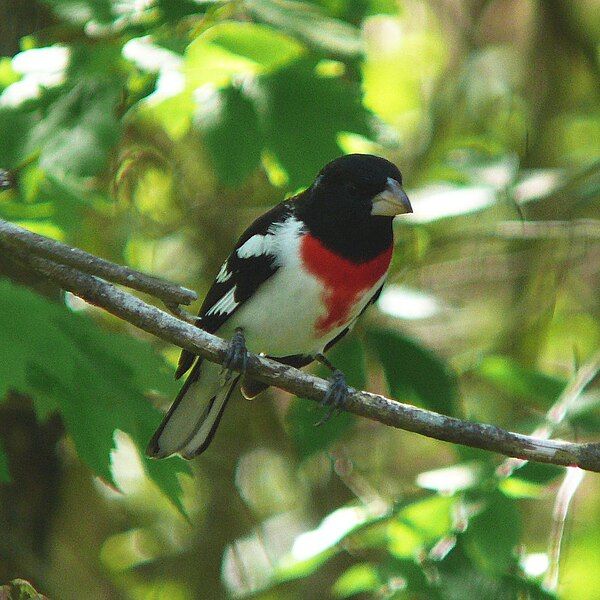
{"left": 147, "top": 154, "right": 412, "bottom": 459}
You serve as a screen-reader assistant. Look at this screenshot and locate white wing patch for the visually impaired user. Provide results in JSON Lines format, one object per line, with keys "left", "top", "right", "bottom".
{"left": 216, "top": 262, "right": 232, "bottom": 283}
{"left": 236, "top": 218, "right": 305, "bottom": 264}
{"left": 268, "top": 217, "right": 305, "bottom": 267}
{"left": 206, "top": 286, "right": 239, "bottom": 316}
{"left": 237, "top": 234, "right": 273, "bottom": 258}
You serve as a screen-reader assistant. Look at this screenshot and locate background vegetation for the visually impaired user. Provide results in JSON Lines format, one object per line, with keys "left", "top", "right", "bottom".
{"left": 0, "top": 0, "right": 599, "bottom": 598}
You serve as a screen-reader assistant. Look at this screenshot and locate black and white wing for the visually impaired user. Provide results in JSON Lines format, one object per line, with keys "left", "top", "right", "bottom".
{"left": 175, "top": 199, "right": 295, "bottom": 379}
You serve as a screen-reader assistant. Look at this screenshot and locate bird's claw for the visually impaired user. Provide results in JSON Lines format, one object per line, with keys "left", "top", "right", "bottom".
{"left": 315, "top": 369, "right": 350, "bottom": 426}
{"left": 221, "top": 328, "right": 249, "bottom": 382}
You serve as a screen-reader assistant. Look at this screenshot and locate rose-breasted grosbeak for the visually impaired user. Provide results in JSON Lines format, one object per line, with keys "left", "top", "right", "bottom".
{"left": 147, "top": 154, "right": 412, "bottom": 459}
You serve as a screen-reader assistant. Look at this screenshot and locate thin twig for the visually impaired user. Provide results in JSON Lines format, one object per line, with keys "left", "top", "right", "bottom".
{"left": 543, "top": 467, "right": 585, "bottom": 592}
{"left": 495, "top": 219, "right": 600, "bottom": 240}
{"left": 0, "top": 219, "right": 197, "bottom": 306}
{"left": 164, "top": 302, "right": 201, "bottom": 325}
{"left": 9, "top": 246, "right": 600, "bottom": 472}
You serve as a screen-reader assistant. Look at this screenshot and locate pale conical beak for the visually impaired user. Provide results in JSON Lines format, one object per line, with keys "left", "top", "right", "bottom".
{"left": 371, "top": 177, "right": 412, "bottom": 217}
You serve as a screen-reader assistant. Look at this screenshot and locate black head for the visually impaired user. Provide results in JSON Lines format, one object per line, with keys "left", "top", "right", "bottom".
{"left": 296, "top": 154, "right": 412, "bottom": 262}
{"left": 309, "top": 154, "right": 411, "bottom": 221}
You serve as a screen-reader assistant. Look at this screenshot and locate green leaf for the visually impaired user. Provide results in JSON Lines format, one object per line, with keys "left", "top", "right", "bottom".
{"left": 388, "top": 495, "right": 454, "bottom": 558}
{"left": 157, "top": 0, "right": 213, "bottom": 21}
{"left": 499, "top": 477, "right": 547, "bottom": 499}
{"left": 0, "top": 280, "right": 34, "bottom": 400}
{"left": 36, "top": 173, "right": 100, "bottom": 237}
{"left": 0, "top": 106, "right": 36, "bottom": 170}
{"left": 0, "top": 278, "right": 189, "bottom": 510}
{"left": 259, "top": 58, "right": 371, "bottom": 188}
{"left": 185, "top": 22, "right": 304, "bottom": 89}
{"left": 305, "top": 0, "right": 398, "bottom": 22}
{"left": 464, "top": 491, "right": 521, "bottom": 574}
{"left": 438, "top": 540, "right": 555, "bottom": 600}
{"left": 564, "top": 392, "right": 600, "bottom": 433}
{"left": 476, "top": 355, "right": 566, "bottom": 407}
{"left": 333, "top": 556, "right": 438, "bottom": 598}
{"left": 333, "top": 563, "right": 379, "bottom": 598}
{"left": 0, "top": 440, "right": 10, "bottom": 483}
{"left": 399, "top": 495, "right": 454, "bottom": 539}
{"left": 500, "top": 462, "right": 564, "bottom": 498}
{"left": 510, "top": 461, "right": 564, "bottom": 484}
{"left": 0, "top": 57, "right": 20, "bottom": 90}
{"left": 385, "top": 557, "right": 441, "bottom": 597}
{"left": 362, "top": 23, "right": 447, "bottom": 127}
{"left": 137, "top": 91, "right": 196, "bottom": 140}
{"left": 247, "top": 0, "right": 363, "bottom": 57}
{"left": 201, "top": 21, "right": 304, "bottom": 71}
{"left": 33, "top": 78, "right": 122, "bottom": 177}
{"left": 365, "top": 327, "right": 458, "bottom": 415}
{"left": 286, "top": 335, "right": 364, "bottom": 458}
{"left": 195, "top": 85, "right": 264, "bottom": 186}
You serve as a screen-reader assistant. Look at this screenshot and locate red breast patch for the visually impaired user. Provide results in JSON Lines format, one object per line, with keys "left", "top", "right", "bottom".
{"left": 300, "top": 234, "right": 392, "bottom": 335}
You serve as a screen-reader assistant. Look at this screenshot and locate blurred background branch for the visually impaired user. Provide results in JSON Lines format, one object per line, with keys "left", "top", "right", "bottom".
{"left": 0, "top": 217, "right": 197, "bottom": 305}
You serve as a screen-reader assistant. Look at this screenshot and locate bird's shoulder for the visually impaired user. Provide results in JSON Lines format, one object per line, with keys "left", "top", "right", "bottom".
{"left": 200, "top": 197, "right": 302, "bottom": 330}
{"left": 210, "top": 196, "right": 299, "bottom": 291}
{"left": 234, "top": 195, "right": 299, "bottom": 250}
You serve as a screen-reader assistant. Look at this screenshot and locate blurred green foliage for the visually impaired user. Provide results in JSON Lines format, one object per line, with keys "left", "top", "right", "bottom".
{"left": 0, "top": 0, "right": 598, "bottom": 599}
{"left": 0, "top": 279, "right": 188, "bottom": 510}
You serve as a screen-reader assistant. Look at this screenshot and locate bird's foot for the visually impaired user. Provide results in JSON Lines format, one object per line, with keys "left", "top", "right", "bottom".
{"left": 221, "top": 328, "right": 249, "bottom": 383}
{"left": 314, "top": 354, "right": 351, "bottom": 426}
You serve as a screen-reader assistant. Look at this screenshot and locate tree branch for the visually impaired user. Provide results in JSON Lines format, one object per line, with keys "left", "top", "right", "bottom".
{"left": 497, "top": 350, "right": 600, "bottom": 478}
{"left": 1, "top": 219, "right": 600, "bottom": 471}
{"left": 0, "top": 219, "right": 197, "bottom": 306}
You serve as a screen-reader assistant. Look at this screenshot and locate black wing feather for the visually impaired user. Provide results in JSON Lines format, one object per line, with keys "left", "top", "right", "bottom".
{"left": 176, "top": 199, "right": 295, "bottom": 379}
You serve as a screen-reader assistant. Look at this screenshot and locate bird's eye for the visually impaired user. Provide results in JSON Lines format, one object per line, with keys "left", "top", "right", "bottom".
{"left": 345, "top": 182, "right": 358, "bottom": 194}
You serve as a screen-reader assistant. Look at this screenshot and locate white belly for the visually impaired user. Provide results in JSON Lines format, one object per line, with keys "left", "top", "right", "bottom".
{"left": 220, "top": 265, "right": 327, "bottom": 355}
{"left": 220, "top": 261, "right": 387, "bottom": 358}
